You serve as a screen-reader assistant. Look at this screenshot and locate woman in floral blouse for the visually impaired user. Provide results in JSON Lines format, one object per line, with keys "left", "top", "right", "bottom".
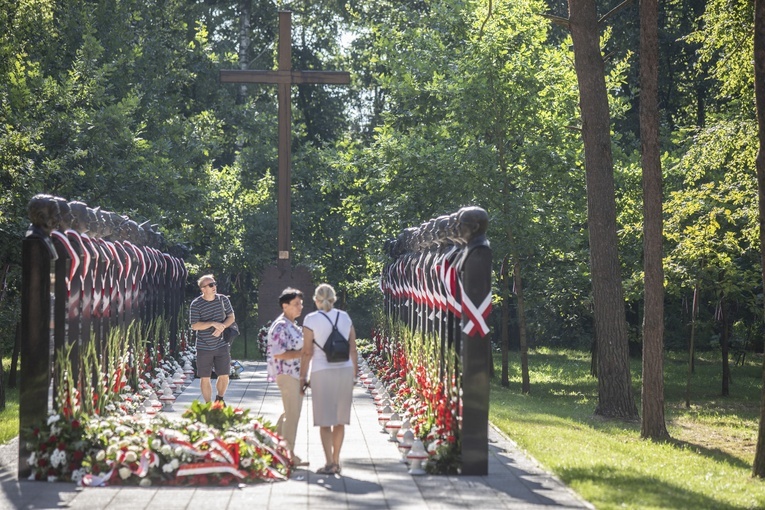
{"left": 266, "top": 287, "right": 309, "bottom": 466}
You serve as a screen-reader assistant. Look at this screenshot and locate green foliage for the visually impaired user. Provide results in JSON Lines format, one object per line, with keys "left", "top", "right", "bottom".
{"left": 182, "top": 399, "right": 251, "bottom": 431}
{"left": 343, "top": 0, "right": 603, "bottom": 342}
{"left": 0, "top": 0, "right": 762, "bottom": 360}
{"left": 659, "top": 119, "right": 760, "bottom": 348}
{"left": 687, "top": 0, "right": 754, "bottom": 116}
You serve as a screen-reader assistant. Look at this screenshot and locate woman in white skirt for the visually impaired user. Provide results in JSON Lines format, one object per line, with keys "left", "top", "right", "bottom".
{"left": 299, "top": 283, "right": 358, "bottom": 475}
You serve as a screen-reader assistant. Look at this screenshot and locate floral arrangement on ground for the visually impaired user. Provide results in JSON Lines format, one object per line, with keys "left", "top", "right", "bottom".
{"left": 27, "top": 401, "right": 291, "bottom": 486}
{"left": 257, "top": 321, "right": 272, "bottom": 360}
{"left": 23, "top": 321, "right": 292, "bottom": 486}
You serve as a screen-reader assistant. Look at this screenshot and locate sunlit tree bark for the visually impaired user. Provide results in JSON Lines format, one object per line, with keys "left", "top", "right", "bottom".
{"left": 752, "top": 0, "right": 765, "bottom": 478}
{"left": 639, "top": 0, "right": 669, "bottom": 440}
{"left": 567, "top": 0, "right": 638, "bottom": 420}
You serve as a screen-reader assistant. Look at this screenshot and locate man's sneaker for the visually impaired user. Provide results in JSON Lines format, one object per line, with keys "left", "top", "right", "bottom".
{"left": 215, "top": 395, "right": 226, "bottom": 406}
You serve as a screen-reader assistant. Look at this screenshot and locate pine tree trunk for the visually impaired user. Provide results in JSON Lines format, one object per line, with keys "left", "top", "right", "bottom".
{"left": 513, "top": 257, "right": 530, "bottom": 395}
{"left": 501, "top": 254, "right": 510, "bottom": 388}
{"left": 0, "top": 337, "right": 5, "bottom": 411}
{"left": 8, "top": 321, "right": 20, "bottom": 389}
{"left": 751, "top": 0, "right": 765, "bottom": 478}
{"left": 685, "top": 283, "right": 699, "bottom": 408}
{"left": 639, "top": 0, "right": 669, "bottom": 440}
{"left": 721, "top": 300, "right": 730, "bottom": 397}
{"left": 568, "top": 0, "right": 638, "bottom": 420}
{"left": 0, "top": 263, "right": 8, "bottom": 406}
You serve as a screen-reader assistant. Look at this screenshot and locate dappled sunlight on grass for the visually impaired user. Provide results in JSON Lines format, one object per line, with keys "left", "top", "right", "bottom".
{"left": 562, "top": 466, "right": 744, "bottom": 510}
{"left": 0, "top": 388, "right": 18, "bottom": 444}
{"left": 489, "top": 349, "right": 765, "bottom": 509}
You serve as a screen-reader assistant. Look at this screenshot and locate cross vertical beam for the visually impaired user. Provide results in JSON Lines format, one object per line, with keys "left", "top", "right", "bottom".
{"left": 220, "top": 11, "right": 350, "bottom": 268}
{"left": 277, "top": 12, "right": 291, "bottom": 263}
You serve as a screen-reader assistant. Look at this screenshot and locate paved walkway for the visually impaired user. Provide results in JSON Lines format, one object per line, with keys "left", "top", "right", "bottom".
{"left": 0, "top": 360, "right": 592, "bottom": 509}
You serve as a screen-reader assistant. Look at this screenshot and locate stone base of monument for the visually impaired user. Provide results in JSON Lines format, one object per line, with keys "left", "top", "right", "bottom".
{"left": 257, "top": 264, "right": 316, "bottom": 328}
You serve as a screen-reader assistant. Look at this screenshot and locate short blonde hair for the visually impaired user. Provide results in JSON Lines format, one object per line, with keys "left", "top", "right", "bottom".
{"left": 313, "top": 283, "right": 336, "bottom": 312}
{"left": 197, "top": 274, "right": 215, "bottom": 288}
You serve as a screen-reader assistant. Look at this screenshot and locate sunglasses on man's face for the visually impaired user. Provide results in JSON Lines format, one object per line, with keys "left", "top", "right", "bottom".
{"left": 201, "top": 282, "right": 217, "bottom": 289}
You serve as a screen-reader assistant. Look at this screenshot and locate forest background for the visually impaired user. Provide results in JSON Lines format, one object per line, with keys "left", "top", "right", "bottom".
{"left": 0, "top": 0, "right": 758, "bottom": 412}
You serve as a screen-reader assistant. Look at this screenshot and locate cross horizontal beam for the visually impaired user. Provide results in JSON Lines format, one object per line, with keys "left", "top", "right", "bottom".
{"left": 219, "top": 70, "right": 350, "bottom": 85}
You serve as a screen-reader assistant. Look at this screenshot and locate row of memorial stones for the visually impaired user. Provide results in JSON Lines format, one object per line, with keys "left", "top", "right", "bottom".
{"left": 380, "top": 206, "right": 492, "bottom": 475}
{"left": 381, "top": 206, "right": 491, "bottom": 342}
{"left": 26, "top": 194, "right": 188, "bottom": 351}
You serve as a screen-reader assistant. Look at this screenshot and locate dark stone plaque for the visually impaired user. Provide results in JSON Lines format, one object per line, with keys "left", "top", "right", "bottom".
{"left": 257, "top": 264, "right": 315, "bottom": 328}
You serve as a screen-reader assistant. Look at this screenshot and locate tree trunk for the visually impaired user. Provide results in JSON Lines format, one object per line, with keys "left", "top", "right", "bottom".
{"left": 501, "top": 254, "right": 510, "bottom": 388}
{"left": 0, "top": 263, "right": 10, "bottom": 307}
{"left": 513, "top": 256, "right": 530, "bottom": 395}
{"left": 0, "top": 326, "right": 5, "bottom": 410}
{"left": 0, "top": 263, "right": 8, "bottom": 406}
{"left": 639, "top": 0, "right": 669, "bottom": 440}
{"left": 720, "top": 299, "right": 730, "bottom": 397}
{"left": 685, "top": 283, "right": 699, "bottom": 408}
{"left": 504, "top": 219, "right": 530, "bottom": 395}
{"left": 0, "top": 351, "right": 4, "bottom": 411}
{"left": 8, "top": 321, "right": 20, "bottom": 389}
{"left": 751, "top": 0, "right": 765, "bottom": 478}
{"left": 568, "top": 0, "right": 638, "bottom": 420}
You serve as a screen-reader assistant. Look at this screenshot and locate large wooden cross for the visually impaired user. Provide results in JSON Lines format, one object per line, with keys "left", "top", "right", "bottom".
{"left": 220, "top": 11, "right": 350, "bottom": 267}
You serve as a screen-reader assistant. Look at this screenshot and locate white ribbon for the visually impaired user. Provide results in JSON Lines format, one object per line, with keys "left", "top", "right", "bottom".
{"left": 459, "top": 280, "right": 492, "bottom": 337}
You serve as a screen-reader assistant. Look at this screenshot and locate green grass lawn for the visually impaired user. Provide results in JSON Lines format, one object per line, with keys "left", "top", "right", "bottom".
{"left": 0, "top": 355, "right": 19, "bottom": 444}
{"left": 229, "top": 333, "right": 264, "bottom": 362}
{"left": 491, "top": 348, "right": 765, "bottom": 510}
{"left": 0, "top": 387, "right": 18, "bottom": 445}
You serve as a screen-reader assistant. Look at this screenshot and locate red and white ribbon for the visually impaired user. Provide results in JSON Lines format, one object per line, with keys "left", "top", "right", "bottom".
{"left": 459, "top": 280, "right": 492, "bottom": 337}
{"left": 50, "top": 231, "right": 80, "bottom": 290}
{"left": 175, "top": 462, "right": 246, "bottom": 478}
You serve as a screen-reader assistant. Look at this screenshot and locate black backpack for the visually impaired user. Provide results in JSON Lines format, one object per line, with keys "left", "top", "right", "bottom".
{"left": 315, "top": 312, "right": 350, "bottom": 362}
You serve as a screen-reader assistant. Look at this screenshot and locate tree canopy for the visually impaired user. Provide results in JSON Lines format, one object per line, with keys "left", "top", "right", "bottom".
{"left": 0, "top": 0, "right": 760, "bottom": 361}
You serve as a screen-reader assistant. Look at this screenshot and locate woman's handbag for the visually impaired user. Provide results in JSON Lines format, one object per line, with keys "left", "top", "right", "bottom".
{"left": 219, "top": 296, "right": 240, "bottom": 343}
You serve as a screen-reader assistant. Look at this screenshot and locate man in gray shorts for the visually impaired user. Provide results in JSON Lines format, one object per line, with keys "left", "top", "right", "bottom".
{"left": 189, "top": 274, "right": 236, "bottom": 404}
